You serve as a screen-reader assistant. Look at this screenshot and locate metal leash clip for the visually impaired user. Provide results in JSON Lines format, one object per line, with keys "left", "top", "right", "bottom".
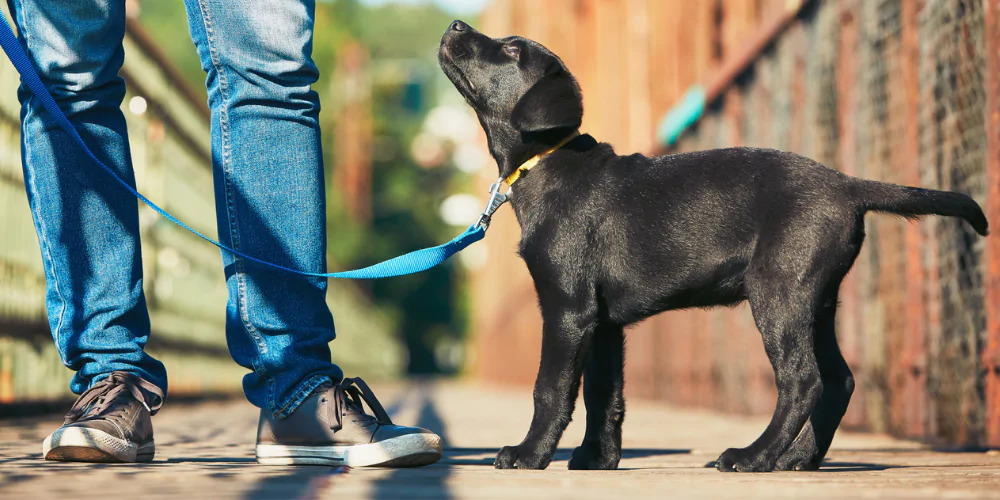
{"left": 476, "top": 178, "right": 511, "bottom": 230}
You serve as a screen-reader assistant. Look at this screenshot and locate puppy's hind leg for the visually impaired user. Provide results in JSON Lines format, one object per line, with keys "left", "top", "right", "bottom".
{"left": 776, "top": 221, "right": 862, "bottom": 471}
{"left": 775, "top": 304, "right": 855, "bottom": 471}
{"left": 569, "top": 322, "right": 625, "bottom": 470}
{"left": 716, "top": 271, "right": 824, "bottom": 472}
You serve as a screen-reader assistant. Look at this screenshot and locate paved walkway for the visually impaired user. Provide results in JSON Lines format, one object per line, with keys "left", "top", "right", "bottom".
{"left": 1, "top": 382, "right": 999, "bottom": 499}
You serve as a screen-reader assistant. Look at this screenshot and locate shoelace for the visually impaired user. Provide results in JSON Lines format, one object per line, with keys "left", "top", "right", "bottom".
{"left": 64, "top": 371, "right": 165, "bottom": 425}
{"left": 325, "top": 377, "right": 393, "bottom": 432}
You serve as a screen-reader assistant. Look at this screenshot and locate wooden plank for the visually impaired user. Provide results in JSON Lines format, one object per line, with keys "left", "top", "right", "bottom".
{"left": 577, "top": 0, "right": 601, "bottom": 137}
{"left": 627, "top": 0, "right": 654, "bottom": 153}
{"left": 594, "top": 0, "right": 629, "bottom": 147}
{"left": 836, "top": 1, "right": 867, "bottom": 429}
{"left": 982, "top": 0, "right": 1000, "bottom": 448}
{"left": 787, "top": 23, "right": 807, "bottom": 153}
{"left": 722, "top": 0, "right": 760, "bottom": 60}
{"left": 877, "top": 11, "right": 909, "bottom": 438}
{"left": 899, "top": 0, "right": 928, "bottom": 440}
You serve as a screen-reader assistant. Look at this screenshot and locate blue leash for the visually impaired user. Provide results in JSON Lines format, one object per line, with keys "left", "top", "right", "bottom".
{"left": 0, "top": 15, "right": 493, "bottom": 279}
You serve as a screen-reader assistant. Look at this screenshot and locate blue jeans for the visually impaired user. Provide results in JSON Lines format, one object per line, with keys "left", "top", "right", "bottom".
{"left": 10, "top": 0, "right": 342, "bottom": 417}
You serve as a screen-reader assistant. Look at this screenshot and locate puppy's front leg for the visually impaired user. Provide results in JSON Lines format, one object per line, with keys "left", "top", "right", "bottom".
{"left": 569, "top": 323, "right": 625, "bottom": 470}
{"left": 495, "top": 302, "right": 598, "bottom": 469}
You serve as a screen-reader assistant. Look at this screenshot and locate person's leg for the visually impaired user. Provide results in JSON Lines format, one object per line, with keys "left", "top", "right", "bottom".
{"left": 10, "top": 0, "right": 167, "bottom": 462}
{"left": 8, "top": 0, "right": 166, "bottom": 395}
{"left": 181, "top": 0, "right": 340, "bottom": 417}
{"left": 182, "top": 1, "right": 441, "bottom": 467}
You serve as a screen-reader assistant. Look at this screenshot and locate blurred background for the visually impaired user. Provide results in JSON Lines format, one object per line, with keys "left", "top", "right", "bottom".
{"left": 0, "top": 0, "right": 998, "bottom": 451}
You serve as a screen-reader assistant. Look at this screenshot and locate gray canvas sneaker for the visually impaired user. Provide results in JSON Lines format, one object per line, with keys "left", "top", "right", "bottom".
{"left": 42, "top": 371, "right": 163, "bottom": 463}
{"left": 256, "top": 378, "right": 442, "bottom": 467}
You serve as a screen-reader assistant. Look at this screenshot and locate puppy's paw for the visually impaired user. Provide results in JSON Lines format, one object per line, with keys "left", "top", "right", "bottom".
{"left": 774, "top": 451, "right": 821, "bottom": 471}
{"left": 568, "top": 443, "right": 620, "bottom": 470}
{"left": 494, "top": 445, "right": 551, "bottom": 470}
{"left": 715, "top": 447, "right": 775, "bottom": 473}
{"left": 774, "top": 432, "right": 821, "bottom": 471}
{"left": 494, "top": 446, "right": 521, "bottom": 469}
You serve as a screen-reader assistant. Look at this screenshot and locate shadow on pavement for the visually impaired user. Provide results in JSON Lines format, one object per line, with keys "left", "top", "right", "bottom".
{"left": 441, "top": 447, "right": 691, "bottom": 466}
{"left": 244, "top": 466, "right": 351, "bottom": 499}
{"left": 370, "top": 383, "right": 453, "bottom": 500}
{"left": 165, "top": 457, "right": 257, "bottom": 464}
{"left": 818, "top": 461, "right": 902, "bottom": 472}
{"left": 702, "top": 460, "right": 903, "bottom": 472}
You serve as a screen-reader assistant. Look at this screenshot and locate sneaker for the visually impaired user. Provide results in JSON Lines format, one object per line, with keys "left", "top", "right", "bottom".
{"left": 256, "top": 377, "right": 442, "bottom": 467}
{"left": 42, "top": 371, "right": 163, "bottom": 463}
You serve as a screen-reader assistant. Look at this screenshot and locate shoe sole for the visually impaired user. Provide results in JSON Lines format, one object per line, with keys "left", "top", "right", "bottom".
{"left": 256, "top": 433, "right": 443, "bottom": 467}
{"left": 42, "top": 427, "right": 154, "bottom": 463}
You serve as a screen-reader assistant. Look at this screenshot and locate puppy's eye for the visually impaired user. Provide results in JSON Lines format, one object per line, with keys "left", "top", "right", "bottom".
{"left": 503, "top": 45, "right": 520, "bottom": 58}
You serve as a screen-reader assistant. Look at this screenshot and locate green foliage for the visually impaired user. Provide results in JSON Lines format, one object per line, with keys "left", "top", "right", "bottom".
{"left": 327, "top": 1, "right": 473, "bottom": 374}
{"left": 351, "top": 3, "right": 457, "bottom": 60}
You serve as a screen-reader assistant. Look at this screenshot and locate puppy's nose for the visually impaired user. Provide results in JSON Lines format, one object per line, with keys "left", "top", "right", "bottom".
{"left": 450, "top": 20, "right": 467, "bottom": 32}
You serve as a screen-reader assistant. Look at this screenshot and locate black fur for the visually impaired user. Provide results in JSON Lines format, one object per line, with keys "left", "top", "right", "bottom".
{"left": 439, "top": 20, "right": 988, "bottom": 472}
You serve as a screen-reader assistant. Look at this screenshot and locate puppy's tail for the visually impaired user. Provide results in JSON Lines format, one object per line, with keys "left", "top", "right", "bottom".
{"left": 851, "top": 179, "right": 988, "bottom": 236}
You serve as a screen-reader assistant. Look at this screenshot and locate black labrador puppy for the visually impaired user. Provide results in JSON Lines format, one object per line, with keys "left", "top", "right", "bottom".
{"left": 438, "top": 20, "right": 988, "bottom": 472}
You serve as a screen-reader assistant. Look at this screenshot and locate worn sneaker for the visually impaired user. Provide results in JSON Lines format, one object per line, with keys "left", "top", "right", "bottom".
{"left": 42, "top": 371, "right": 163, "bottom": 463}
{"left": 256, "top": 377, "right": 442, "bottom": 467}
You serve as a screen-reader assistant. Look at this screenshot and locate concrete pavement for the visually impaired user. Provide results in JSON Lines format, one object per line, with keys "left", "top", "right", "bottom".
{"left": 1, "top": 382, "right": 999, "bottom": 499}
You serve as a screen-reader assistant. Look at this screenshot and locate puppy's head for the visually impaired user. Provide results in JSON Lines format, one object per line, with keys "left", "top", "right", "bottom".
{"left": 439, "top": 20, "right": 583, "bottom": 177}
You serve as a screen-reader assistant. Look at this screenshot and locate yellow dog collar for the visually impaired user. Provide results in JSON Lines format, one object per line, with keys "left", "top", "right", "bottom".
{"left": 503, "top": 131, "right": 581, "bottom": 187}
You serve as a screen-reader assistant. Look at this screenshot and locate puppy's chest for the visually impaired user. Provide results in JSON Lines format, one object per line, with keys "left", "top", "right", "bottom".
{"left": 511, "top": 182, "right": 621, "bottom": 270}
{"left": 515, "top": 215, "right": 609, "bottom": 273}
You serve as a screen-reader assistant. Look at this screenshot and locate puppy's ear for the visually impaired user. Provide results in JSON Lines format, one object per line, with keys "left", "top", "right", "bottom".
{"left": 510, "top": 69, "right": 582, "bottom": 133}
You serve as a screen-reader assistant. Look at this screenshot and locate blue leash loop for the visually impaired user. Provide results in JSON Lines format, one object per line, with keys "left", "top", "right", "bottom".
{"left": 0, "top": 15, "right": 492, "bottom": 279}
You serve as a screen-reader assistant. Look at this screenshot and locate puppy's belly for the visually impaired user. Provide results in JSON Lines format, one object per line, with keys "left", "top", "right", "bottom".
{"left": 600, "top": 261, "right": 748, "bottom": 324}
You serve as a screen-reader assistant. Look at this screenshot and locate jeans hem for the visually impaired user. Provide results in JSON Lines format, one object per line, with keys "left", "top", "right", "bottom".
{"left": 78, "top": 367, "right": 167, "bottom": 411}
{"left": 270, "top": 373, "right": 334, "bottom": 419}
